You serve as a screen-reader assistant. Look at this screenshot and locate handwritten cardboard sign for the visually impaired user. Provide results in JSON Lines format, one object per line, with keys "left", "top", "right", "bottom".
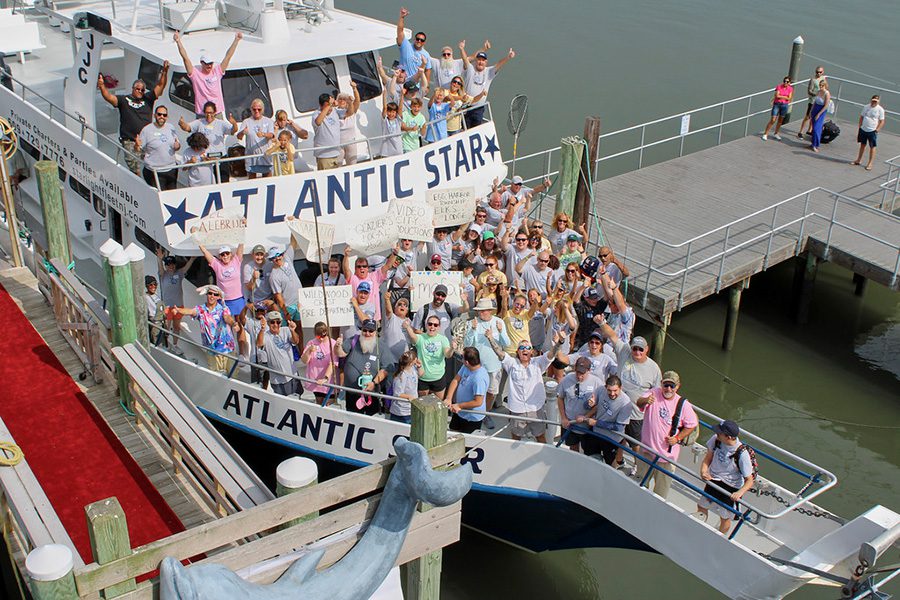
{"left": 297, "top": 285, "right": 354, "bottom": 328}
{"left": 427, "top": 186, "right": 476, "bottom": 227}
{"left": 410, "top": 270, "right": 464, "bottom": 309}
{"left": 390, "top": 198, "right": 434, "bottom": 242}
{"left": 345, "top": 213, "right": 398, "bottom": 254}
{"left": 288, "top": 219, "right": 334, "bottom": 263}
{"left": 192, "top": 207, "right": 246, "bottom": 248}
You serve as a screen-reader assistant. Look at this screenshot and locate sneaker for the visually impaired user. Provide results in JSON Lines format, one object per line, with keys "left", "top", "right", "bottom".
{"left": 761, "top": 134, "right": 767, "bottom": 141}
{"left": 483, "top": 416, "right": 495, "bottom": 430}
{"left": 627, "top": 465, "right": 637, "bottom": 477}
{"left": 773, "top": 133, "right": 782, "bottom": 141}
{"left": 691, "top": 511, "right": 708, "bottom": 523}
{"left": 797, "top": 132, "right": 804, "bottom": 139}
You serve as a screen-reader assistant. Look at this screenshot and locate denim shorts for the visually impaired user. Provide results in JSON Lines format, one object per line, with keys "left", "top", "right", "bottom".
{"left": 771, "top": 103, "right": 789, "bottom": 117}
{"left": 857, "top": 128, "right": 878, "bottom": 147}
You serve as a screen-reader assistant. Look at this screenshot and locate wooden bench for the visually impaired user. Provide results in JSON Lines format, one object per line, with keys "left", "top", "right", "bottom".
{"left": 0, "top": 417, "right": 84, "bottom": 569}
{"left": 112, "top": 343, "right": 274, "bottom": 516}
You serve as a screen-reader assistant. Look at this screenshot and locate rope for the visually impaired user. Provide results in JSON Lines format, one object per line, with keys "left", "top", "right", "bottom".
{"left": 0, "top": 441, "right": 23, "bottom": 466}
{"left": 664, "top": 331, "right": 900, "bottom": 430}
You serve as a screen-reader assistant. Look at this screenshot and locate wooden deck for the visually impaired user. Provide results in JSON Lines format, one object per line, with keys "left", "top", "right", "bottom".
{"left": 0, "top": 266, "right": 220, "bottom": 531}
{"left": 561, "top": 118, "right": 900, "bottom": 319}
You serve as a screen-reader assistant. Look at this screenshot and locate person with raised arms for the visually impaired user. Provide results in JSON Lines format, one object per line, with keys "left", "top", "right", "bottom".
{"left": 173, "top": 30, "right": 243, "bottom": 118}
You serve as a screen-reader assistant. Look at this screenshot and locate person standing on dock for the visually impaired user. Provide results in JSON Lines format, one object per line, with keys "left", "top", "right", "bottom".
{"left": 97, "top": 62, "right": 170, "bottom": 175}
{"left": 808, "top": 81, "right": 831, "bottom": 153}
{"left": 851, "top": 95, "right": 885, "bottom": 171}
{"left": 798, "top": 66, "right": 826, "bottom": 138}
{"left": 173, "top": 30, "right": 243, "bottom": 118}
{"left": 461, "top": 47, "right": 515, "bottom": 129}
{"left": 634, "top": 371, "right": 697, "bottom": 499}
{"left": 761, "top": 76, "right": 793, "bottom": 141}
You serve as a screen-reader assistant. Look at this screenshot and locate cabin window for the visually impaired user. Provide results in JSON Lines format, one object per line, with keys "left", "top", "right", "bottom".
{"left": 92, "top": 195, "right": 106, "bottom": 218}
{"left": 169, "top": 68, "right": 271, "bottom": 119}
{"left": 134, "top": 226, "right": 157, "bottom": 253}
{"left": 20, "top": 139, "right": 40, "bottom": 160}
{"left": 347, "top": 51, "right": 381, "bottom": 102}
{"left": 137, "top": 57, "right": 164, "bottom": 92}
{"left": 57, "top": 166, "right": 66, "bottom": 182}
{"left": 286, "top": 59, "right": 338, "bottom": 113}
{"left": 68, "top": 177, "right": 91, "bottom": 203}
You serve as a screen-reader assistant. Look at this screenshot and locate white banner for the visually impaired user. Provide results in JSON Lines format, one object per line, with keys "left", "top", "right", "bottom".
{"left": 288, "top": 218, "right": 334, "bottom": 263}
{"left": 192, "top": 207, "right": 246, "bottom": 248}
{"left": 410, "top": 270, "right": 464, "bottom": 309}
{"left": 390, "top": 198, "right": 433, "bottom": 242}
{"left": 297, "top": 285, "right": 354, "bottom": 328}
{"left": 427, "top": 186, "right": 477, "bottom": 228}
{"left": 346, "top": 212, "right": 398, "bottom": 255}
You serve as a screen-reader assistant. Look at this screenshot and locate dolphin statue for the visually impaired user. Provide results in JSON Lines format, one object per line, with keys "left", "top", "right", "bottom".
{"left": 160, "top": 438, "right": 472, "bottom": 600}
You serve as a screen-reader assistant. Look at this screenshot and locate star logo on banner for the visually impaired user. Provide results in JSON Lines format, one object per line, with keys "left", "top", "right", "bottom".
{"left": 163, "top": 199, "right": 198, "bottom": 233}
{"left": 483, "top": 134, "right": 500, "bottom": 161}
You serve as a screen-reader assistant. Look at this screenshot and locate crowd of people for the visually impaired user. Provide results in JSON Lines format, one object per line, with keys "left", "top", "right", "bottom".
{"left": 97, "top": 6, "right": 515, "bottom": 190}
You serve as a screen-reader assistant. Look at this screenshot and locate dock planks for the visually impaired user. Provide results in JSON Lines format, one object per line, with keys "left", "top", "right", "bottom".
{"left": 548, "top": 118, "right": 900, "bottom": 318}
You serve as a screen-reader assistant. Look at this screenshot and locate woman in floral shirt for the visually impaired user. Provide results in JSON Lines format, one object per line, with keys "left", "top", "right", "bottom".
{"left": 170, "top": 285, "right": 236, "bottom": 373}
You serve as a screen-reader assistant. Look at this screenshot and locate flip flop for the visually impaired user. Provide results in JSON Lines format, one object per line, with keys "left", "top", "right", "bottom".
{"left": 850, "top": 161, "right": 861, "bottom": 166}
{"left": 865, "top": 165, "right": 873, "bottom": 171}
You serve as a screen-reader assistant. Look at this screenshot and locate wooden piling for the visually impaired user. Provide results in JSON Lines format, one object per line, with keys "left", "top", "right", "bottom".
{"left": 124, "top": 244, "right": 149, "bottom": 348}
{"left": 275, "top": 457, "right": 319, "bottom": 528}
{"left": 555, "top": 137, "right": 583, "bottom": 218}
{"left": 404, "top": 394, "right": 448, "bottom": 600}
{"left": 35, "top": 161, "right": 71, "bottom": 265}
{"left": 792, "top": 253, "right": 819, "bottom": 325}
{"left": 573, "top": 117, "right": 601, "bottom": 236}
{"left": 100, "top": 241, "right": 137, "bottom": 408}
{"left": 25, "top": 544, "right": 78, "bottom": 600}
{"left": 784, "top": 36, "right": 804, "bottom": 124}
{"left": 650, "top": 314, "right": 670, "bottom": 365}
{"left": 85, "top": 497, "right": 136, "bottom": 598}
{"left": 722, "top": 280, "right": 748, "bottom": 352}
{"left": 852, "top": 273, "right": 867, "bottom": 296}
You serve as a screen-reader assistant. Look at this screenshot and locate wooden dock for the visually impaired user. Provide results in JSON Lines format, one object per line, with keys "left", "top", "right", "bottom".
{"left": 565, "top": 117, "right": 900, "bottom": 320}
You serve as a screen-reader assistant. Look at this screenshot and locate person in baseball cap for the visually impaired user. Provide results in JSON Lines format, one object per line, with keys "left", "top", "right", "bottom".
{"left": 574, "top": 356, "right": 592, "bottom": 373}
{"left": 712, "top": 419, "right": 740, "bottom": 438}
{"left": 697, "top": 417, "right": 754, "bottom": 534}
{"left": 360, "top": 318, "right": 377, "bottom": 332}
{"left": 661, "top": 370, "right": 680, "bottom": 387}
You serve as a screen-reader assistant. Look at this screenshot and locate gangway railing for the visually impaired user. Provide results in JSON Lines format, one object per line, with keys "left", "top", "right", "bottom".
{"left": 880, "top": 153, "right": 900, "bottom": 213}
{"left": 589, "top": 187, "right": 900, "bottom": 310}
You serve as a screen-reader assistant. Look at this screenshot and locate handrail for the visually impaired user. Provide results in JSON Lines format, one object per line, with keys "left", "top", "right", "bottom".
{"left": 147, "top": 322, "right": 837, "bottom": 522}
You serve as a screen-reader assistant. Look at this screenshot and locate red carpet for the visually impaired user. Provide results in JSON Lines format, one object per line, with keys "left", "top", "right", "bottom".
{"left": 0, "top": 282, "right": 184, "bottom": 563}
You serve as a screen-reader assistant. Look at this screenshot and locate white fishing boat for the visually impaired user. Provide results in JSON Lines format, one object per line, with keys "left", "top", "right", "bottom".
{"left": 0, "top": 2, "right": 897, "bottom": 599}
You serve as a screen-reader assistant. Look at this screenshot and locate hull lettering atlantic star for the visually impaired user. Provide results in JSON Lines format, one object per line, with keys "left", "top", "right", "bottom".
{"left": 160, "top": 126, "right": 504, "bottom": 249}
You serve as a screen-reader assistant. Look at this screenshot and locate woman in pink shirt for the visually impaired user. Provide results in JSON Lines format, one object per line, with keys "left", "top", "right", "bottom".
{"left": 198, "top": 241, "right": 245, "bottom": 316}
{"left": 302, "top": 322, "right": 339, "bottom": 405}
{"left": 174, "top": 30, "right": 243, "bottom": 117}
{"left": 762, "top": 76, "right": 794, "bottom": 141}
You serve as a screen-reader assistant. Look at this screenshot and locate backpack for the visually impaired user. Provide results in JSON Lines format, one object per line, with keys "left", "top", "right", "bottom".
{"left": 420, "top": 302, "right": 456, "bottom": 328}
{"left": 714, "top": 440, "right": 760, "bottom": 481}
{"left": 822, "top": 120, "right": 840, "bottom": 144}
{"left": 669, "top": 397, "right": 700, "bottom": 447}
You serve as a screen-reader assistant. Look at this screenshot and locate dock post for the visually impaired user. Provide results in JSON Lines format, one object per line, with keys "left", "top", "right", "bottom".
{"left": 85, "top": 497, "right": 136, "bottom": 597}
{"left": 25, "top": 544, "right": 78, "bottom": 600}
{"left": 792, "top": 253, "right": 819, "bottom": 325}
{"left": 650, "top": 314, "right": 671, "bottom": 364}
{"left": 555, "top": 137, "right": 583, "bottom": 218}
{"left": 852, "top": 273, "right": 867, "bottom": 296}
{"left": 783, "top": 36, "right": 804, "bottom": 124}
{"left": 404, "top": 395, "right": 448, "bottom": 600}
{"left": 722, "top": 280, "right": 748, "bottom": 351}
{"left": 275, "top": 457, "right": 319, "bottom": 528}
{"left": 124, "top": 243, "right": 149, "bottom": 348}
{"left": 574, "top": 116, "right": 601, "bottom": 242}
{"left": 34, "top": 161, "right": 71, "bottom": 266}
{"left": 100, "top": 241, "right": 138, "bottom": 408}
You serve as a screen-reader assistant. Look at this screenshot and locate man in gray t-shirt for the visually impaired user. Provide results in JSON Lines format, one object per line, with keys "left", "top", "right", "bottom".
{"left": 556, "top": 359, "right": 603, "bottom": 451}
{"left": 268, "top": 245, "right": 303, "bottom": 326}
{"left": 256, "top": 312, "right": 300, "bottom": 396}
{"left": 313, "top": 93, "right": 346, "bottom": 169}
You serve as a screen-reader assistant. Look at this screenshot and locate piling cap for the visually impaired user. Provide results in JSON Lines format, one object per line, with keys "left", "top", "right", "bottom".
{"left": 276, "top": 456, "right": 318, "bottom": 488}
{"left": 98, "top": 238, "right": 123, "bottom": 259}
{"left": 793, "top": 35, "right": 804, "bottom": 44}
{"left": 107, "top": 247, "right": 130, "bottom": 267}
{"left": 26, "top": 544, "right": 74, "bottom": 581}
{"left": 124, "top": 242, "right": 145, "bottom": 263}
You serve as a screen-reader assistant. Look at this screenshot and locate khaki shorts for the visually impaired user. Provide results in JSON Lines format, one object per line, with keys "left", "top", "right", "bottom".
{"left": 206, "top": 353, "right": 233, "bottom": 373}
{"left": 511, "top": 407, "right": 548, "bottom": 438}
{"left": 316, "top": 157, "right": 341, "bottom": 170}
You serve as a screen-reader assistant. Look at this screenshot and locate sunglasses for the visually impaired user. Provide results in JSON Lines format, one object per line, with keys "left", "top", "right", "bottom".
{"left": 513, "top": 304, "right": 526, "bottom": 309}
{"left": 207, "top": 291, "right": 221, "bottom": 297}
{"left": 415, "top": 37, "right": 426, "bottom": 42}
{"left": 133, "top": 86, "right": 145, "bottom": 92}
{"left": 537, "top": 258, "right": 549, "bottom": 263}
{"left": 599, "top": 253, "right": 610, "bottom": 258}
{"left": 251, "top": 107, "right": 263, "bottom": 111}
{"left": 442, "top": 52, "right": 452, "bottom": 57}
{"left": 662, "top": 382, "right": 677, "bottom": 389}
{"left": 219, "top": 251, "right": 231, "bottom": 257}
{"left": 515, "top": 238, "right": 527, "bottom": 242}
{"left": 557, "top": 219, "right": 568, "bottom": 224}
{"left": 566, "top": 269, "right": 578, "bottom": 273}
{"left": 426, "top": 322, "right": 440, "bottom": 327}
{"left": 631, "top": 346, "right": 646, "bottom": 352}
{"left": 356, "top": 264, "right": 369, "bottom": 269}
{"left": 431, "top": 259, "right": 442, "bottom": 264}
{"left": 434, "top": 292, "right": 447, "bottom": 297}
{"left": 518, "top": 345, "right": 532, "bottom": 351}
{"left": 156, "top": 112, "right": 168, "bottom": 117}
{"left": 485, "top": 263, "right": 496, "bottom": 267}
{"left": 532, "top": 223, "right": 543, "bottom": 228}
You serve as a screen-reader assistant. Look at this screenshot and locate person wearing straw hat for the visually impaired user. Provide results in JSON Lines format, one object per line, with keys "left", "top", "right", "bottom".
{"left": 256, "top": 311, "right": 301, "bottom": 397}
{"left": 463, "top": 298, "right": 509, "bottom": 428}
{"left": 169, "top": 285, "right": 236, "bottom": 373}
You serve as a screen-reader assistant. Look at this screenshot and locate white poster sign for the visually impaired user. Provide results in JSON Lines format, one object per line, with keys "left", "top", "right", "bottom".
{"left": 390, "top": 198, "right": 434, "bottom": 242}
{"left": 427, "top": 186, "right": 476, "bottom": 227}
{"left": 297, "top": 285, "right": 355, "bottom": 328}
{"left": 410, "top": 270, "right": 464, "bottom": 309}
{"left": 288, "top": 219, "right": 334, "bottom": 263}
{"left": 346, "top": 212, "right": 398, "bottom": 255}
{"left": 680, "top": 114, "right": 691, "bottom": 136}
{"left": 192, "top": 207, "right": 246, "bottom": 248}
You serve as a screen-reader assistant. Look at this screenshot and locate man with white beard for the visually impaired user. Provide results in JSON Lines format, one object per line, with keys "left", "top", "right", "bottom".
{"left": 336, "top": 319, "right": 392, "bottom": 417}
{"left": 429, "top": 40, "right": 490, "bottom": 90}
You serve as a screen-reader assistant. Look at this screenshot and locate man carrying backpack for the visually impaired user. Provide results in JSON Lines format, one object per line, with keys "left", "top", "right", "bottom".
{"left": 694, "top": 419, "right": 757, "bottom": 535}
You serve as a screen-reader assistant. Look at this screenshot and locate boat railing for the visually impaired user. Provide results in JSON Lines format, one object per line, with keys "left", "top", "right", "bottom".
{"left": 588, "top": 186, "right": 900, "bottom": 310}
{"left": 880, "top": 153, "right": 900, "bottom": 213}
{"left": 518, "top": 75, "right": 900, "bottom": 220}
{"left": 144, "top": 321, "right": 838, "bottom": 532}
{"left": 144, "top": 101, "right": 496, "bottom": 189}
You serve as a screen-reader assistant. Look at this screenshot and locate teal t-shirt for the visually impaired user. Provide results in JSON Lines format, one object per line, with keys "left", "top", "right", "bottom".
{"left": 402, "top": 110, "right": 426, "bottom": 152}
{"left": 415, "top": 333, "right": 449, "bottom": 382}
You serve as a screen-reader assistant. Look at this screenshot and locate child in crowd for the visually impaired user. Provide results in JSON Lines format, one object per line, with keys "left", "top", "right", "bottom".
{"left": 426, "top": 87, "right": 451, "bottom": 143}
{"left": 390, "top": 350, "right": 423, "bottom": 424}
{"left": 266, "top": 130, "right": 296, "bottom": 175}
{"left": 401, "top": 98, "right": 426, "bottom": 153}
{"left": 381, "top": 92, "right": 403, "bottom": 157}
{"left": 182, "top": 132, "right": 214, "bottom": 187}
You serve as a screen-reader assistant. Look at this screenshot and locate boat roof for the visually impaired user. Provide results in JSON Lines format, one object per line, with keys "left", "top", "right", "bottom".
{"left": 45, "top": 1, "right": 398, "bottom": 69}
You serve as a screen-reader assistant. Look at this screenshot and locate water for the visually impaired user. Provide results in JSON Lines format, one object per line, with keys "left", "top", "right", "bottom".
{"left": 323, "top": 1, "right": 900, "bottom": 596}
